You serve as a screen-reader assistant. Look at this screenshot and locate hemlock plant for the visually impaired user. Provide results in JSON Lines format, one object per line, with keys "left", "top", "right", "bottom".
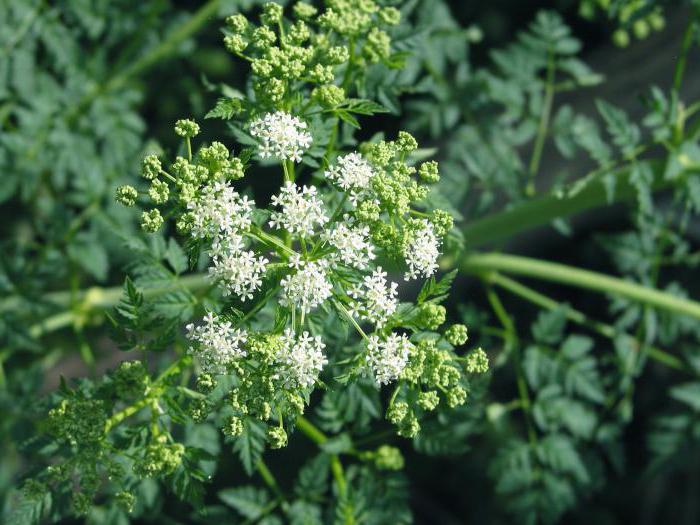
{"left": 4, "top": 0, "right": 700, "bottom": 524}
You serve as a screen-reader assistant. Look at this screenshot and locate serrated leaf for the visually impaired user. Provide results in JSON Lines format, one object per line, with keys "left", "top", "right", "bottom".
{"left": 219, "top": 486, "right": 271, "bottom": 520}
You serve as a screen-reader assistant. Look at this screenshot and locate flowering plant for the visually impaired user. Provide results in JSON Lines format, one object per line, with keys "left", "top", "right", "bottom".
{"left": 16, "top": 1, "right": 486, "bottom": 520}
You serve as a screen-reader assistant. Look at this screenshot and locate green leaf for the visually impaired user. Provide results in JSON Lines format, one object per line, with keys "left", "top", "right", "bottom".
{"left": 164, "top": 238, "right": 187, "bottom": 275}
{"left": 416, "top": 269, "right": 458, "bottom": 304}
{"left": 596, "top": 99, "right": 640, "bottom": 158}
{"left": 232, "top": 418, "right": 266, "bottom": 475}
{"left": 219, "top": 486, "right": 271, "bottom": 520}
{"left": 531, "top": 307, "right": 567, "bottom": 345}
{"left": 294, "top": 454, "right": 330, "bottom": 502}
{"left": 205, "top": 97, "right": 242, "bottom": 120}
{"left": 669, "top": 382, "right": 700, "bottom": 411}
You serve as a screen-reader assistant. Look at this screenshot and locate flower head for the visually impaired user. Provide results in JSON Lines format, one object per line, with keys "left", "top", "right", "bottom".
{"left": 366, "top": 333, "right": 413, "bottom": 385}
{"left": 275, "top": 329, "right": 328, "bottom": 388}
{"left": 269, "top": 182, "right": 328, "bottom": 237}
{"left": 348, "top": 267, "right": 398, "bottom": 327}
{"left": 325, "top": 219, "right": 374, "bottom": 269}
{"left": 188, "top": 182, "right": 255, "bottom": 241}
{"left": 208, "top": 236, "right": 269, "bottom": 301}
{"left": 186, "top": 312, "right": 247, "bottom": 374}
{"left": 403, "top": 219, "right": 441, "bottom": 280}
{"left": 324, "top": 152, "right": 376, "bottom": 202}
{"left": 249, "top": 111, "right": 312, "bottom": 162}
{"left": 280, "top": 258, "right": 333, "bottom": 314}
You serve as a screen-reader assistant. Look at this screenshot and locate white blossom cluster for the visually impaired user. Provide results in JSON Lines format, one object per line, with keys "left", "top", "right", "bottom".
{"left": 348, "top": 267, "right": 398, "bottom": 327}
{"left": 280, "top": 258, "right": 333, "bottom": 314}
{"left": 325, "top": 219, "right": 375, "bottom": 269}
{"left": 366, "top": 333, "right": 413, "bottom": 385}
{"left": 325, "top": 152, "right": 375, "bottom": 193}
{"left": 208, "top": 241, "right": 269, "bottom": 301}
{"left": 269, "top": 182, "right": 329, "bottom": 237}
{"left": 403, "top": 219, "right": 441, "bottom": 280}
{"left": 250, "top": 111, "right": 312, "bottom": 162}
{"left": 188, "top": 182, "right": 254, "bottom": 240}
{"left": 275, "top": 329, "right": 328, "bottom": 388}
{"left": 186, "top": 312, "right": 247, "bottom": 374}
{"left": 188, "top": 182, "right": 268, "bottom": 300}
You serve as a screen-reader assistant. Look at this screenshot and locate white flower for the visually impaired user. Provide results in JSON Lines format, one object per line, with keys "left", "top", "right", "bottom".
{"left": 403, "top": 219, "right": 441, "bottom": 280}
{"left": 275, "top": 329, "right": 328, "bottom": 388}
{"left": 269, "top": 182, "right": 328, "bottom": 237}
{"left": 325, "top": 152, "right": 375, "bottom": 191}
{"left": 280, "top": 258, "right": 333, "bottom": 314}
{"left": 188, "top": 182, "right": 254, "bottom": 240}
{"left": 249, "top": 111, "right": 312, "bottom": 162}
{"left": 348, "top": 267, "right": 398, "bottom": 327}
{"left": 366, "top": 333, "right": 413, "bottom": 385}
{"left": 186, "top": 312, "right": 247, "bottom": 374}
{"left": 325, "top": 219, "right": 375, "bottom": 269}
{"left": 208, "top": 236, "right": 269, "bottom": 301}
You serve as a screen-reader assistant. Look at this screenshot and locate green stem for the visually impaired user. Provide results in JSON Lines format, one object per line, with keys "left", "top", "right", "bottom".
{"left": 256, "top": 459, "right": 286, "bottom": 504}
{"left": 461, "top": 252, "right": 700, "bottom": 320}
{"left": 454, "top": 159, "right": 669, "bottom": 250}
{"left": 295, "top": 416, "right": 349, "bottom": 501}
{"left": 485, "top": 286, "right": 537, "bottom": 445}
{"left": 526, "top": 51, "right": 555, "bottom": 196}
{"left": 672, "top": 6, "right": 698, "bottom": 97}
{"left": 486, "top": 272, "right": 688, "bottom": 372}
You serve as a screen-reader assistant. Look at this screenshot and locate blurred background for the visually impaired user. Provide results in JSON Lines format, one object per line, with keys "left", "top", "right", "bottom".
{"left": 2, "top": 0, "right": 699, "bottom": 523}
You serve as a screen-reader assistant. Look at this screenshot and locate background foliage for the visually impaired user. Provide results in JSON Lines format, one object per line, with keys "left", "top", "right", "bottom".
{"left": 2, "top": 0, "right": 700, "bottom": 523}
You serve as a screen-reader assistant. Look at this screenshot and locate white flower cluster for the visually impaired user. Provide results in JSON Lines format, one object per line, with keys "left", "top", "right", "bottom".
{"left": 366, "top": 333, "right": 413, "bottom": 385}
{"left": 269, "top": 182, "right": 329, "bottom": 237}
{"left": 188, "top": 182, "right": 268, "bottom": 300}
{"left": 348, "top": 267, "right": 398, "bottom": 327}
{"left": 280, "top": 258, "right": 333, "bottom": 314}
{"left": 249, "top": 111, "right": 312, "bottom": 162}
{"left": 325, "top": 219, "right": 375, "bottom": 269}
{"left": 325, "top": 152, "right": 375, "bottom": 192}
{"left": 275, "top": 329, "right": 328, "bottom": 388}
{"left": 403, "top": 219, "right": 441, "bottom": 280}
{"left": 208, "top": 240, "right": 269, "bottom": 301}
{"left": 186, "top": 312, "right": 247, "bottom": 374}
{"left": 188, "top": 182, "right": 254, "bottom": 240}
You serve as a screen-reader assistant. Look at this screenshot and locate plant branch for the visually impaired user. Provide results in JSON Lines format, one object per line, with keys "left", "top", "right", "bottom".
{"left": 484, "top": 272, "right": 689, "bottom": 372}
{"left": 461, "top": 252, "right": 700, "bottom": 321}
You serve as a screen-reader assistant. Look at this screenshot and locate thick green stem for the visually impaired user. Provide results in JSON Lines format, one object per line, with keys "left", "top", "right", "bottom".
{"left": 485, "top": 272, "right": 688, "bottom": 372}
{"left": 672, "top": 6, "right": 699, "bottom": 97}
{"left": 462, "top": 252, "right": 700, "bottom": 320}
{"left": 455, "top": 159, "right": 669, "bottom": 250}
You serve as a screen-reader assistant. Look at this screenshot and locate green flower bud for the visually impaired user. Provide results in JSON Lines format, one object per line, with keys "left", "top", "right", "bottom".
{"left": 223, "top": 157, "right": 245, "bottom": 180}
{"left": 418, "top": 160, "right": 439, "bottom": 183}
{"left": 374, "top": 445, "right": 404, "bottom": 470}
{"left": 174, "top": 118, "right": 200, "bottom": 138}
{"left": 363, "top": 28, "right": 391, "bottom": 63}
{"left": 289, "top": 20, "right": 311, "bottom": 44}
{"left": 142, "top": 154, "right": 161, "bottom": 180}
{"left": 355, "top": 199, "right": 381, "bottom": 223}
{"left": 267, "top": 426, "right": 288, "bottom": 449}
{"left": 309, "top": 63, "right": 335, "bottom": 83}
{"left": 466, "top": 348, "right": 489, "bottom": 374}
{"left": 224, "top": 34, "right": 248, "bottom": 54}
{"left": 226, "top": 14, "right": 248, "bottom": 34}
{"left": 252, "top": 58, "right": 274, "bottom": 77}
{"left": 116, "top": 491, "right": 135, "bottom": 514}
{"left": 293, "top": 2, "right": 317, "bottom": 19}
{"left": 252, "top": 26, "right": 276, "bottom": 48}
{"left": 141, "top": 209, "right": 163, "bottom": 233}
{"left": 416, "top": 303, "right": 446, "bottom": 330}
{"left": 196, "top": 373, "right": 216, "bottom": 393}
{"left": 613, "top": 28, "right": 630, "bottom": 47}
{"left": 223, "top": 416, "right": 244, "bottom": 437}
{"left": 633, "top": 19, "right": 649, "bottom": 39}
{"left": 313, "top": 84, "right": 346, "bottom": 108}
{"left": 261, "top": 2, "right": 283, "bottom": 25}
{"left": 417, "top": 390, "right": 440, "bottom": 411}
{"left": 447, "top": 385, "right": 467, "bottom": 408}
{"left": 445, "top": 324, "right": 468, "bottom": 346}
{"left": 115, "top": 185, "right": 138, "bottom": 207}
{"left": 387, "top": 401, "right": 409, "bottom": 424}
{"left": 200, "top": 141, "right": 229, "bottom": 163}
{"left": 326, "top": 45, "right": 350, "bottom": 64}
{"left": 379, "top": 7, "right": 401, "bottom": 25}
{"left": 148, "top": 179, "right": 169, "bottom": 204}
{"left": 396, "top": 131, "right": 418, "bottom": 153}
{"left": 431, "top": 209, "right": 454, "bottom": 237}
{"left": 398, "top": 412, "right": 420, "bottom": 438}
